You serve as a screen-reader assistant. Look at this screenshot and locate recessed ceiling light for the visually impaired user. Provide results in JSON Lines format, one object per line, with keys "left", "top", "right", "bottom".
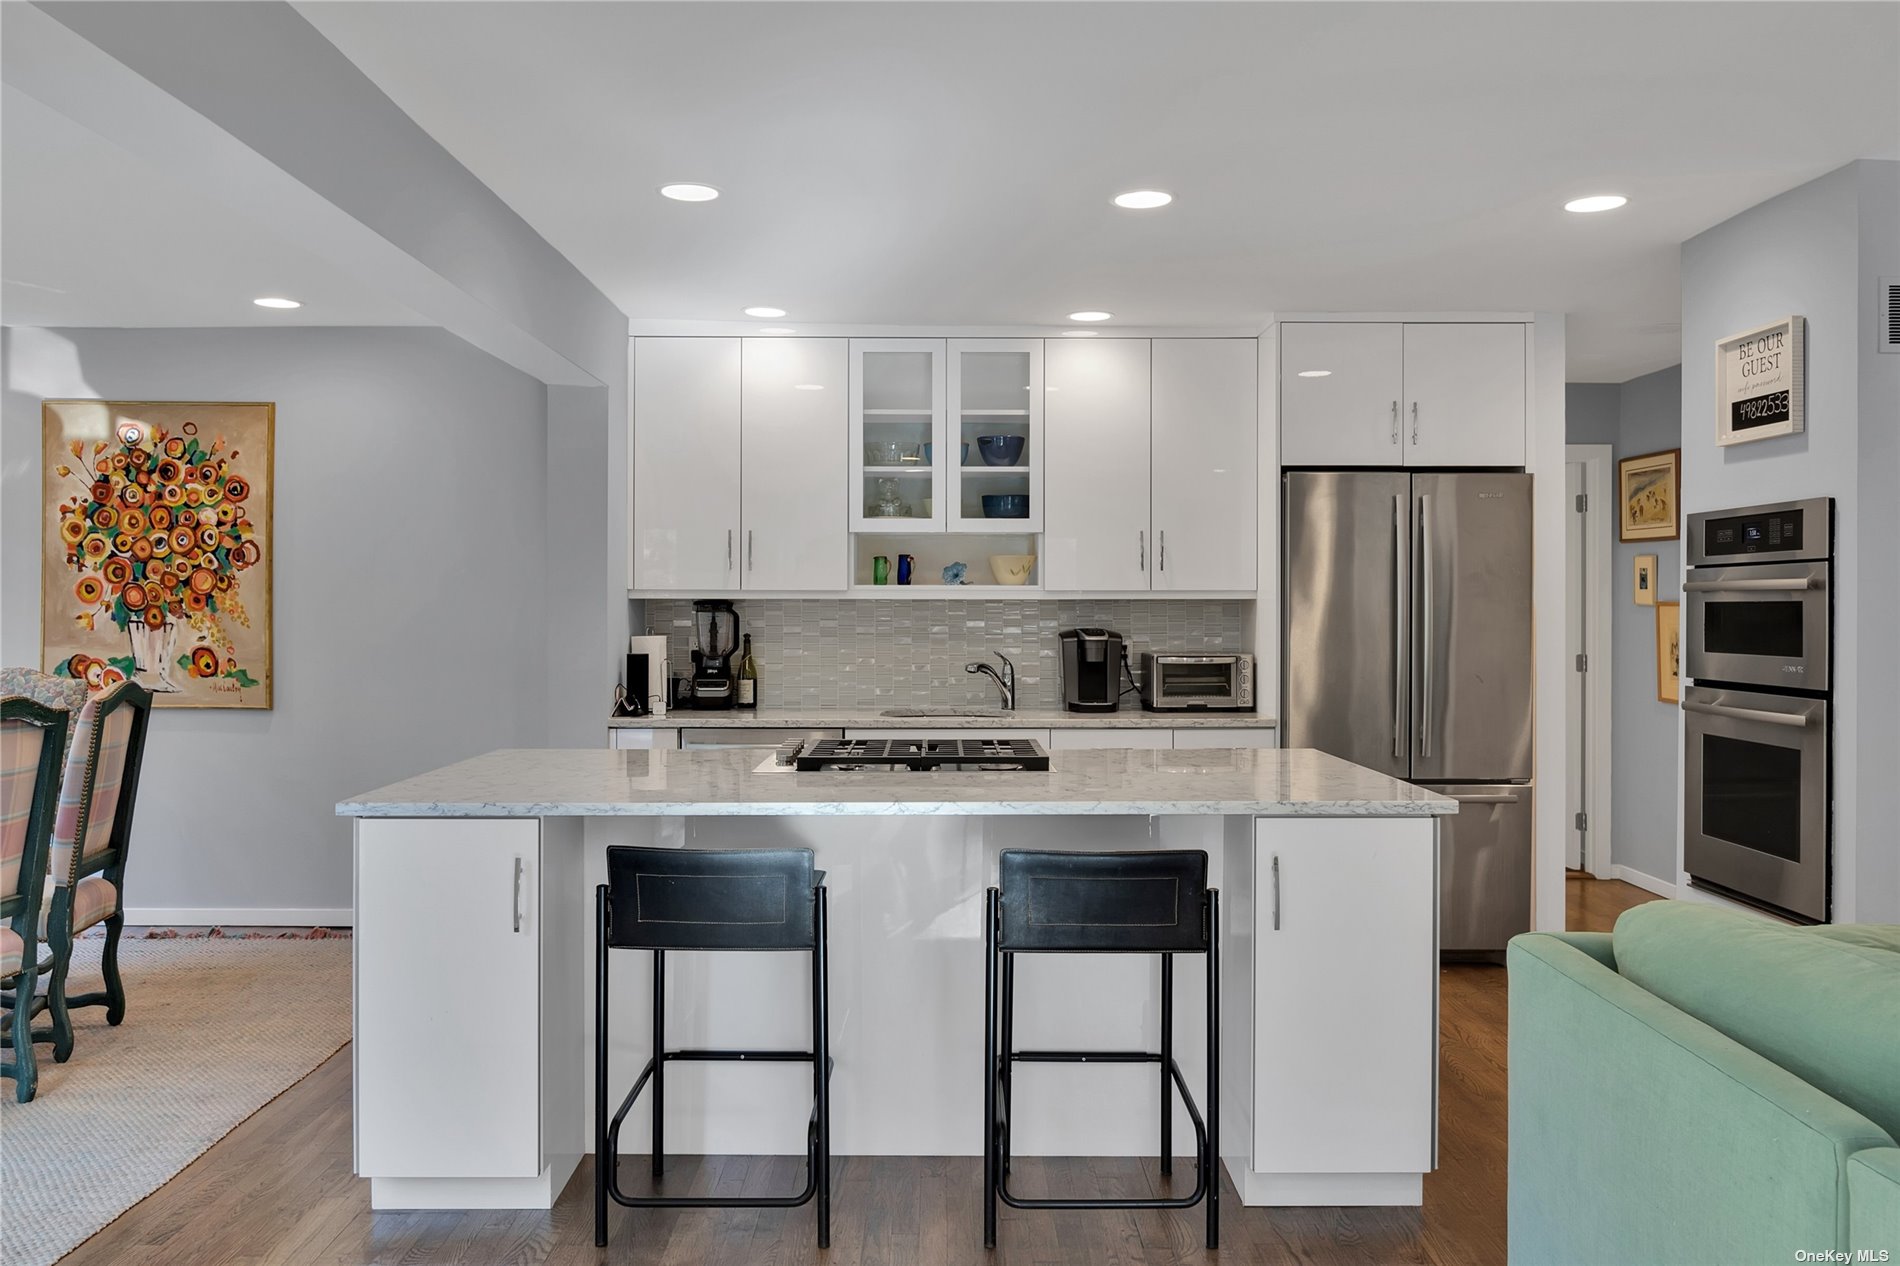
{"left": 1068, "top": 311, "right": 1112, "bottom": 322}
{"left": 659, "top": 183, "right": 720, "bottom": 202}
{"left": 252, "top": 296, "right": 300, "bottom": 309}
{"left": 744, "top": 306, "right": 787, "bottom": 318}
{"left": 1112, "top": 190, "right": 1172, "bottom": 210}
{"left": 756, "top": 327, "right": 795, "bottom": 335}
{"left": 1060, "top": 330, "right": 1099, "bottom": 337}
{"left": 1564, "top": 194, "right": 1628, "bottom": 214}
{"left": 1297, "top": 370, "right": 1332, "bottom": 378}
{"left": 793, "top": 383, "right": 824, "bottom": 391}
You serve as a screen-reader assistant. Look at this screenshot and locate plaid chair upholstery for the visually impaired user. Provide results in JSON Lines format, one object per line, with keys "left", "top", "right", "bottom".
{"left": 1, "top": 693, "right": 72, "bottom": 1101}
{"left": 37, "top": 678, "right": 152, "bottom": 1063}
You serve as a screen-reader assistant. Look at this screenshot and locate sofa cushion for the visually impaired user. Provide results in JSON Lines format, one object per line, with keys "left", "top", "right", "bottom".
{"left": 1614, "top": 902, "right": 1900, "bottom": 1142}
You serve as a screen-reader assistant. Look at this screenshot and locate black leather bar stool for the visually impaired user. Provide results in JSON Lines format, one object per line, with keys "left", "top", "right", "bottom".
{"left": 983, "top": 848, "right": 1219, "bottom": 1250}
{"left": 594, "top": 846, "right": 832, "bottom": 1248}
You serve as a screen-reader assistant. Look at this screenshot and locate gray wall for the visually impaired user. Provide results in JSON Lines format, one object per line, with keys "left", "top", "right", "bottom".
{"left": 1680, "top": 158, "right": 1900, "bottom": 922}
{"left": 1565, "top": 366, "right": 1683, "bottom": 885}
{"left": 642, "top": 598, "right": 1247, "bottom": 712}
{"left": 1, "top": 326, "right": 550, "bottom": 918}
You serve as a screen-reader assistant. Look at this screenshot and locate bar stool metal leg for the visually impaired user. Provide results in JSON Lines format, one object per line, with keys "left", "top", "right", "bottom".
{"left": 1160, "top": 952, "right": 1173, "bottom": 1177}
{"left": 1000, "top": 953, "right": 1015, "bottom": 1176}
{"left": 1206, "top": 889, "right": 1221, "bottom": 1250}
{"left": 651, "top": 947, "right": 666, "bottom": 1180}
{"left": 982, "top": 887, "right": 999, "bottom": 1250}
{"left": 813, "top": 885, "right": 832, "bottom": 1249}
{"left": 595, "top": 885, "right": 611, "bottom": 1247}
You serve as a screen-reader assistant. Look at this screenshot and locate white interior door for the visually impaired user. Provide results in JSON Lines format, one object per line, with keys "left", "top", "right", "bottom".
{"left": 632, "top": 337, "right": 741, "bottom": 590}
{"left": 1565, "top": 460, "right": 1586, "bottom": 872}
{"left": 1150, "top": 339, "right": 1258, "bottom": 591}
{"left": 1402, "top": 324, "right": 1527, "bottom": 467}
{"left": 356, "top": 819, "right": 542, "bottom": 1178}
{"left": 1278, "top": 323, "right": 1404, "bottom": 467}
{"left": 1043, "top": 338, "right": 1152, "bottom": 591}
{"left": 742, "top": 337, "right": 848, "bottom": 590}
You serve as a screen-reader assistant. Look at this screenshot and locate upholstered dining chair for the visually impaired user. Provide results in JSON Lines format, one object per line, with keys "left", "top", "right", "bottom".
{"left": 38, "top": 679, "right": 153, "bottom": 1061}
{"left": 1, "top": 695, "right": 71, "bottom": 1101}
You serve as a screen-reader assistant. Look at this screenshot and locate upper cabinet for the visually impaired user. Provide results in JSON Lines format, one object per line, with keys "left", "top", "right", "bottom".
{"left": 1279, "top": 322, "right": 1526, "bottom": 469}
{"left": 1044, "top": 338, "right": 1257, "bottom": 593}
{"left": 850, "top": 339, "right": 946, "bottom": 532}
{"left": 632, "top": 336, "right": 847, "bottom": 592}
{"left": 1151, "top": 339, "right": 1258, "bottom": 591}
{"left": 947, "top": 339, "right": 1043, "bottom": 533}
{"left": 632, "top": 337, "right": 742, "bottom": 591}
{"left": 741, "top": 337, "right": 849, "bottom": 591}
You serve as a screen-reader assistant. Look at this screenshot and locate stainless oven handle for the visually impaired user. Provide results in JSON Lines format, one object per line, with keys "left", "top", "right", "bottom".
{"left": 1683, "top": 577, "right": 1819, "bottom": 592}
{"left": 1682, "top": 699, "right": 1812, "bottom": 729}
{"left": 1393, "top": 494, "right": 1404, "bottom": 758}
{"left": 1446, "top": 792, "right": 1520, "bottom": 804}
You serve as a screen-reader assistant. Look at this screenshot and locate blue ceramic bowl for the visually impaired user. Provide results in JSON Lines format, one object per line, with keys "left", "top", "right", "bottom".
{"left": 981, "top": 494, "right": 1030, "bottom": 519}
{"left": 976, "top": 435, "right": 1026, "bottom": 466}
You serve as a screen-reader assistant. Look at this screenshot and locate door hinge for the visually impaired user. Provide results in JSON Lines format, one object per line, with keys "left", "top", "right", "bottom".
{"left": 1575, "top": 811, "right": 1588, "bottom": 832}
{"left": 1575, "top": 492, "right": 1587, "bottom": 513}
{"left": 1575, "top": 653, "right": 1587, "bottom": 672}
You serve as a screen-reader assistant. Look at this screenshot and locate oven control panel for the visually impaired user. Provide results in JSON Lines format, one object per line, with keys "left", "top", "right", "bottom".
{"left": 1689, "top": 497, "right": 1831, "bottom": 566}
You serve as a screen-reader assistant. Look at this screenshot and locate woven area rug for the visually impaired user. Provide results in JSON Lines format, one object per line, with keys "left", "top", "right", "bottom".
{"left": 0, "top": 936, "right": 351, "bottom": 1266}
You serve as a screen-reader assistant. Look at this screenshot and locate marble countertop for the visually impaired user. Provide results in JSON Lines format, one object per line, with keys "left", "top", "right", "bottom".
{"left": 337, "top": 747, "right": 1453, "bottom": 819}
{"left": 607, "top": 707, "right": 1275, "bottom": 730}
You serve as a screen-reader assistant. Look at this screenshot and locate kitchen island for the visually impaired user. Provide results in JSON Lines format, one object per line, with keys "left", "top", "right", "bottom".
{"left": 339, "top": 746, "right": 1454, "bottom": 1213}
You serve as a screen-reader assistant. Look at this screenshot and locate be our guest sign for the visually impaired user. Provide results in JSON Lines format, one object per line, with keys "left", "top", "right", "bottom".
{"left": 1716, "top": 315, "right": 1805, "bottom": 445}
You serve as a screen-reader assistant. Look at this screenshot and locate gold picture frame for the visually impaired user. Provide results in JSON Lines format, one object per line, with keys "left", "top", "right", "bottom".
{"left": 41, "top": 401, "right": 274, "bottom": 709}
{"left": 1633, "top": 553, "right": 1658, "bottom": 606}
{"left": 1619, "top": 448, "right": 1681, "bottom": 543}
{"left": 1655, "top": 600, "right": 1680, "bottom": 705}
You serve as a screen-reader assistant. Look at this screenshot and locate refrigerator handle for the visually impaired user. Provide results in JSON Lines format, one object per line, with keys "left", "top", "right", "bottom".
{"left": 1392, "top": 494, "right": 1404, "bottom": 758}
{"left": 1419, "top": 494, "right": 1433, "bottom": 760}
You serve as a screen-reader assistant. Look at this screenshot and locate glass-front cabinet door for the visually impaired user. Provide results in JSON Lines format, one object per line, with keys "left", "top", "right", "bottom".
{"left": 850, "top": 339, "right": 946, "bottom": 532}
{"left": 947, "top": 339, "right": 1042, "bottom": 532}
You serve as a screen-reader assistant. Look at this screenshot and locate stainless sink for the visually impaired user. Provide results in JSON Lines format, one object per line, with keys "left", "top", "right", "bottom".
{"left": 878, "top": 707, "right": 1011, "bottom": 718}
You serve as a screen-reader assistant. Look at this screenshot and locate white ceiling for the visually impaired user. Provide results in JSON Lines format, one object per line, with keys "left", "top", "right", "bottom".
{"left": 0, "top": 86, "right": 427, "bottom": 329}
{"left": 300, "top": 0, "right": 1899, "bottom": 382}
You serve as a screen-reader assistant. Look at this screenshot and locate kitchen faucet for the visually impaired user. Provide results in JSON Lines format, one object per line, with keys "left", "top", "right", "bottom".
{"left": 965, "top": 652, "right": 1016, "bottom": 711}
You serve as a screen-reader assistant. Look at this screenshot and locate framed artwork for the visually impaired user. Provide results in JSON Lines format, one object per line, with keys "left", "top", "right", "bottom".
{"left": 41, "top": 401, "right": 273, "bottom": 709}
{"left": 1655, "top": 600, "right": 1680, "bottom": 705}
{"left": 1618, "top": 448, "right": 1680, "bottom": 542}
{"left": 1716, "top": 315, "right": 1805, "bottom": 445}
{"left": 1632, "top": 554, "right": 1658, "bottom": 606}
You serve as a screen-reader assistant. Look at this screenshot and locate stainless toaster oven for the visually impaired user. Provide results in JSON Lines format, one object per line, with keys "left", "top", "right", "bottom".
{"left": 1139, "top": 653, "right": 1255, "bottom": 712}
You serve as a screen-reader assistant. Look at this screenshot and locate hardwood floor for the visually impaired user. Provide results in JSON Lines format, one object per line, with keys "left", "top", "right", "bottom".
{"left": 62, "top": 882, "right": 1653, "bottom": 1265}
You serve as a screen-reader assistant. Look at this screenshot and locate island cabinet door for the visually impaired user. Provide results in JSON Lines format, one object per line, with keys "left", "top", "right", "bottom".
{"left": 1251, "top": 818, "right": 1437, "bottom": 1176}
{"left": 356, "top": 819, "right": 544, "bottom": 1179}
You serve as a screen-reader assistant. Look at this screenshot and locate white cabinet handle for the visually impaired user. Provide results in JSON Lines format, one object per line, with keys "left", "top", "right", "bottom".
{"left": 512, "top": 856, "right": 524, "bottom": 934}
{"left": 1390, "top": 400, "right": 1399, "bottom": 445}
{"left": 1158, "top": 529, "right": 1166, "bottom": 572}
{"left": 747, "top": 529, "right": 754, "bottom": 572}
{"left": 727, "top": 529, "right": 734, "bottom": 571}
{"left": 1271, "top": 854, "right": 1281, "bottom": 931}
{"left": 1138, "top": 530, "right": 1146, "bottom": 572}
{"left": 1411, "top": 402, "right": 1420, "bottom": 445}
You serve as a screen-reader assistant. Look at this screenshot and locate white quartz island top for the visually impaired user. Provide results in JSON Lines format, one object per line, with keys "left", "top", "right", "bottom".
{"left": 337, "top": 745, "right": 1454, "bottom": 818}
{"left": 607, "top": 706, "right": 1275, "bottom": 730}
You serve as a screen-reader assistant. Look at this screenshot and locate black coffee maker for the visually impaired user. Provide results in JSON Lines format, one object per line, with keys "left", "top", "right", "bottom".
{"left": 690, "top": 599, "right": 740, "bottom": 709}
{"left": 1060, "top": 628, "right": 1125, "bottom": 713}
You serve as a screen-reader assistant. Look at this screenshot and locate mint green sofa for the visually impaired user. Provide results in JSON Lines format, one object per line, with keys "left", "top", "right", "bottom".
{"left": 1508, "top": 903, "right": 1900, "bottom": 1266}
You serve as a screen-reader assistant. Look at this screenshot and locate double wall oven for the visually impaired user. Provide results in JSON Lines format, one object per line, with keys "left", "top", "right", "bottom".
{"left": 1682, "top": 497, "right": 1832, "bottom": 923}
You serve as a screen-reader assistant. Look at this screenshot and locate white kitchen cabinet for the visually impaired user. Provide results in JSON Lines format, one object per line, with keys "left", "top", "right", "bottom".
{"left": 1169, "top": 726, "right": 1278, "bottom": 749}
{"left": 1151, "top": 339, "right": 1258, "bottom": 591}
{"left": 742, "top": 338, "right": 849, "bottom": 589}
{"left": 1402, "top": 323, "right": 1526, "bottom": 467}
{"left": 1043, "top": 338, "right": 1153, "bottom": 591}
{"left": 851, "top": 340, "right": 946, "bottom": 532}
{"left": 1250, "top": 817, "right": 1435, "bottom": 1185}
{"left": 948, "top": 339, "right": 1042, "bottom": 533}
{"left": 1047, "top": 727, "right": 1175, "bottom": 751}
{"left": 609, "top": 728, "right": 677, "bottom": 750}
{"left": 356, "top": 819, "right": 547, "bottom": 1180}
{"left": 1278, "top": 322, "right": 1526, "bottom": 469}
{"left": 632, "top": 338, "right": 742, "bottom": 590}
{"left": 1279, "top": 323, "right": 1404, "bottom": 467}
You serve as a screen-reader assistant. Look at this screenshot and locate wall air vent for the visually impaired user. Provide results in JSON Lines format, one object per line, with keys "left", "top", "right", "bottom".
{"left": 1883, "top": 277, "right": 1900, "bottom": 354}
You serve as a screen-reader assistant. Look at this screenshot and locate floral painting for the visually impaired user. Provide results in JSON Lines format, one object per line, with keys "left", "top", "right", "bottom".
{"left": 41, "top": 401, "right": 272, "bottom": 709}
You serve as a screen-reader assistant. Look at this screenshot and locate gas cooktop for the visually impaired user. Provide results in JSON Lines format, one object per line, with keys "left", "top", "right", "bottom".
{"left": 793, "top": 737, "right": 1051, "bottom": 773}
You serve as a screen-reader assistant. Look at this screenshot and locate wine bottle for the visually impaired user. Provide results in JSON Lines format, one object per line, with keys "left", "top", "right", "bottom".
{"left": 737, "top": 634, "right": 758, "bottom": 709}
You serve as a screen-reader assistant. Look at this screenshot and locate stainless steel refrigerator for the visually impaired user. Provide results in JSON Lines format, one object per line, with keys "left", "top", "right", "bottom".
{"left": 1283, "top": 471, "right": 1534, "bottom": 955}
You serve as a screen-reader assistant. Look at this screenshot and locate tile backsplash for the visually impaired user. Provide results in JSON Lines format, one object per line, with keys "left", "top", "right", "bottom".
{"left": 640, "top": 599, "right": 1247, "bottom": 711}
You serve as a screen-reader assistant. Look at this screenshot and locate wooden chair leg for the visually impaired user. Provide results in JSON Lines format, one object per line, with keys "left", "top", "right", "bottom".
{"left": 5, "top": 968, "right": 38, "bottom": 1102}
{"left": 45, "top": 913, "right": 75, "bottom": 1063}
{"left": 101, "top": 911, "right": 127, "bottom": 1025}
